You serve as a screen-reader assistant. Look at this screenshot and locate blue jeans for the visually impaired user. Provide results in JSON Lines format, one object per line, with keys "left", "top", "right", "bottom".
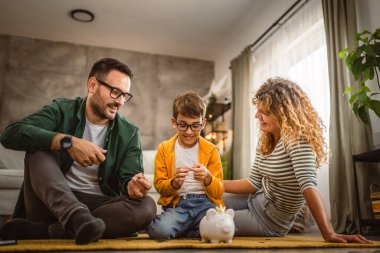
{"left": 146, "top": 194, "right": 215, "bottom": 239}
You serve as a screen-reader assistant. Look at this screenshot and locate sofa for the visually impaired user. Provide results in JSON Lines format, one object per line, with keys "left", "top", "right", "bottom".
{"left": 0, "top": 144, "right": 161, "bottom": 224}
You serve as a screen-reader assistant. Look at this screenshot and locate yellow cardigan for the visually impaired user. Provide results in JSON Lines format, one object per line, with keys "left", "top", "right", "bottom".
{"left": 154, "top": 134, "right": 224, "bottom": 207}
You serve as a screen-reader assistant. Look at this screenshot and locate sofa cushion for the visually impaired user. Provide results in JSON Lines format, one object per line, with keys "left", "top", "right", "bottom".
{"left": 0, "top": 144, "right": 25, "bottom": 189}
{"left": 0, "top": 144, "right": 25, "bottom": 171}
{"left": 0, "top": 170, "right": 23, "bottom": 189}
{"left": 143, "top": 150, "right": 156, "bottom": 175}
{"left": 0, "top": 158, "right": 7, "bottom": 170}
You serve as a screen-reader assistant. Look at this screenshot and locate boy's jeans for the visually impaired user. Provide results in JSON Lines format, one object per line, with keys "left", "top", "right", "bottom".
{"left": 146, "top": 194, "right": 215, "bottom": 239}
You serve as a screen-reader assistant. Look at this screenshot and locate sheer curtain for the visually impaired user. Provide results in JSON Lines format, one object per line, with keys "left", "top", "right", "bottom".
{"left": 250, "top": 0, "right": 331, "bottom": 217}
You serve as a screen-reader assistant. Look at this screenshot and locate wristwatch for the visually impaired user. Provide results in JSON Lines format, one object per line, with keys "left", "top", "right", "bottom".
{"left": 60, "top": 135, "right": 72, "bottom": 152}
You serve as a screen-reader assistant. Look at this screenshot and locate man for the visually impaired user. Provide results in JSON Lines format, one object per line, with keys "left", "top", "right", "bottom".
{"left": 0, "top": 58, "right": 156, "bottom": 244}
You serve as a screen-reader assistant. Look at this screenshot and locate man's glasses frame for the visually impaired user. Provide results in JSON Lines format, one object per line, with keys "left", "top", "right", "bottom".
{"left": 96, "top": 78, "right": 133, "bottom": 102}
{"left": 176, "top": 121, "right": 203, "bottom": 131}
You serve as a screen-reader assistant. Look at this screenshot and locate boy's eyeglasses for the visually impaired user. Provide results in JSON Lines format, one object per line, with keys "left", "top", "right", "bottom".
{"left": 176, "top": 122, "right": 203, "bottom": 131}
{"left": 96, "top": 78, "right": 133, "bottom": 102}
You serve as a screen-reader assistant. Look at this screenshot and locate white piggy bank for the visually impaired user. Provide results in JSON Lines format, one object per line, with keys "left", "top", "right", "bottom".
{"left": 199, "top": 206, "right": 235, "bottom": 243}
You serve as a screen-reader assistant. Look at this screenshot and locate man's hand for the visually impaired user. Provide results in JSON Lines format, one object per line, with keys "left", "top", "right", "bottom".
{"left": 127, "top": 173, "right": 151, "bottom": 199}
{"left": 192, "top": 163, "right": 212, "bottom": 186}
{"left": 68, "top": 137, "right": 107, "bottom": 167}
{"left": 171, "top": 166, "right": 190, "bottom": 189}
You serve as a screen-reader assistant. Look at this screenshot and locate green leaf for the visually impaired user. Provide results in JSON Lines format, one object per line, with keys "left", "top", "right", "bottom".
{"left": 345, "top": 53, "right": 353, "bottom": 71}
{"left": 359, "top": 30, "right": 371, "bottom": 36}
{"left": 364, "top": 45, "right": 377, "bottom": 57}
{"left": 372, "top": 100, "right": 380, "bottom": 118}
{"left": 352, "top": 100, "right": 360, "bottom": 116}
{"left": 339, "top": 48, "right": 348, "bottom": 58}
{"left": 363, "top": 67, "right": 372, "bottom": 81}
{"left": 360, "top": 63, "right": 374, "bottom": 81}
{"left": 349, "top": 93, "right": 357, "bottom": 105}
{"left": 344, "top": 86, "right": 353, "bottom": 94}
{"left": 369, "top": 67, "right": 375, "bottom": 80}
{"left": 358, "top": 91, "right": 372, "bottom": 108}
{"left": 352, "top": 57, "right": 365, "bottom": 80}
{"left": 373, "top": 43, "right": 380, "bottom": 55}
{"left": 357, "top": 106, "right": 370, "bottom": 124}
{"left": 373, "top": 29, "right": 380, "bottom": 40}
{"left": 359, "top": 85, "right": 371, "bottom": 93}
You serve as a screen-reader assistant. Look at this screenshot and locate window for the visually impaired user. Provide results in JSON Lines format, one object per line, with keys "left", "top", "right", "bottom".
{"left": 250, "top": 0, "right": 330, "bottom": 217}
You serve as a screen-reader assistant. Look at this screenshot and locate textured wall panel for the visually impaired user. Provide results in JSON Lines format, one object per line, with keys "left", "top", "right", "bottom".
{"left": 0, "top": 35, "right": 214, "bottom": 150}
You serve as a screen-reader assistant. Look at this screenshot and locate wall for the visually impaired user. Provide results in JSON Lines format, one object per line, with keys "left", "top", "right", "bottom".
{"left": 356, "top": 0, "right": 380, "bottom": 148}
{"left": 0, "top": 35, "right": 214, "bottom": 150}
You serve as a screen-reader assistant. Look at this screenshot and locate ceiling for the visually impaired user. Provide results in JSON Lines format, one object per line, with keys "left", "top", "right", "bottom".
{"left": 0, "top": 0, "right": 268, "bottom": 61}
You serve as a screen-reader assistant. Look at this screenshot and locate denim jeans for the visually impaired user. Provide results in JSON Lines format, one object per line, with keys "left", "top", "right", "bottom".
{"left": 146, "top": 194, "right": 216, "bottom": 239}
{"left": 223, "top": 189, "right": 295, "bottom": 236}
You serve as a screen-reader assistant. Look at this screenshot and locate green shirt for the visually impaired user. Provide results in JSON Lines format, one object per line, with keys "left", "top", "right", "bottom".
{"left": 0, "top": 97, "right": 143, "bottom": 196}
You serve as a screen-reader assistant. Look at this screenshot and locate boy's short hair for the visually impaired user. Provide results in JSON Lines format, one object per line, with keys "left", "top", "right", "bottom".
{"left": 173, "top": 91, "right": 206, "bottom": 119}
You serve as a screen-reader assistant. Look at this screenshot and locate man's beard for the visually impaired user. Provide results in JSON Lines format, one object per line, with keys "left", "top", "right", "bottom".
{"left": 90, "top": 92, "right": 117, "bottom": 121}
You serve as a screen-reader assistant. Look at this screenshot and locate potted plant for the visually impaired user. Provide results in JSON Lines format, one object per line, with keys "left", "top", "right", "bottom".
{"left": 339, "top": 28, "right": 380, "bottom": 124}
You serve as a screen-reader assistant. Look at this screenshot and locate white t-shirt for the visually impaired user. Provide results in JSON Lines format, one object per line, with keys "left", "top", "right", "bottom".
{"left": 175, "top": 139, "right": 205, "bottom": 196}
{"left": 65, "top": 118, "right": 108, "bottom": 195}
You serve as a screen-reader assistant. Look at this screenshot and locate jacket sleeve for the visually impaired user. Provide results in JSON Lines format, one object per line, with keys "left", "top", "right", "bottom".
{"left": 203, "top": 148, "right": 224, "bottom": 201}
{"left": 0, "top": 101, "right": 60, "bottom": 151}
{"left": 153, "top": 143, "right": 177, "bottom": 197}
{"left": 119, "top": 128, "right": 144, "bottom": 194}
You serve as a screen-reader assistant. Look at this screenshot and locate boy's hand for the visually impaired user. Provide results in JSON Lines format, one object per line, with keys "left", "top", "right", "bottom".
{"left": 171, "top": 166, "right": 190, "bottom": 189}
{"left": 127, "top": 173, "right": 151, "bottom": 199}
{"left": 192, "top": 163, "right": 212, "bottom": 186}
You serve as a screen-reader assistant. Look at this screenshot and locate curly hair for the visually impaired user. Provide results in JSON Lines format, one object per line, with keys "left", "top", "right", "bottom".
{"left": 253, "top": 77, "right": 327, "bottom": 168}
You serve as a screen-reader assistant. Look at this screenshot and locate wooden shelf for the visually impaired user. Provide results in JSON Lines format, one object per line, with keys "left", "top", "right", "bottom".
{"left": 206, "top": 102, "right": 231, "bottom": 122}
{"left": 352, "top": 148, "right": 380, "bottom": 235}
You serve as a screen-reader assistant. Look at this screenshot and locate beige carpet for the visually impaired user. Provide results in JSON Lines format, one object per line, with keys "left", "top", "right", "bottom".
{"left": 0, "top": 235, "right": 379, "bottom": 252}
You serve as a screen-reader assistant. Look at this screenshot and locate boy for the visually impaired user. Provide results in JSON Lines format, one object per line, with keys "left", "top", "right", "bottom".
{"left": 146, "top": 91, "right": 224, "bottom": 239}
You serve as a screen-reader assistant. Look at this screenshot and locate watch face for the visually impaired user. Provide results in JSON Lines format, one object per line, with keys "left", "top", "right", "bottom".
{"left": 61, "top": 136, "right": 72, "bottom": 151}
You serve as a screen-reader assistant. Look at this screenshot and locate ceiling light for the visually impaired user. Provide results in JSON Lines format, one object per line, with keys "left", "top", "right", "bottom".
{"left": 70, "top": 9, "right": 94, "bottom": 23}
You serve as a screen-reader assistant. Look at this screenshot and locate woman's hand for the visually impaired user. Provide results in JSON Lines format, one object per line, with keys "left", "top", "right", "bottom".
{"left": 324, "top": 233, "right": 372, "bottom": 244}
{"left": 303, "top": 188, "right": 372, "bottom": 244}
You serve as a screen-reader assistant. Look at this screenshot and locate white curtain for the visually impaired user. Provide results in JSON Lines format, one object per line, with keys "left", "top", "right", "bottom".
{"left": 250, "top": 0, "right": 331, "bottom": 217}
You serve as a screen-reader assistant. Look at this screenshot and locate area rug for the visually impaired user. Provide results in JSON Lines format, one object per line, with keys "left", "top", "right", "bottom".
{"left": 0, "top": 235, "right": 379, "bottom": 252}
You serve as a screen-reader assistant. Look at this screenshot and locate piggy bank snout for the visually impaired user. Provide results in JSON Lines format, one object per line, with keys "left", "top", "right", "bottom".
{"left": 222, "top": 224, "right": 232, "bottom": 233}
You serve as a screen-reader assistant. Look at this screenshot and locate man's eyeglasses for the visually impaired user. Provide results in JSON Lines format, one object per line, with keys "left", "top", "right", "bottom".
{"left": 176, "top": 122, "right": 203, "bottom": 131}
{"left": 96, "top": 78, "right": 133, "bottom": 102}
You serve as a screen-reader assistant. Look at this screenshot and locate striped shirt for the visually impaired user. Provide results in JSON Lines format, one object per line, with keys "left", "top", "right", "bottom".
{"left": 248, "top": 139, "right": 317, "bottom": 214}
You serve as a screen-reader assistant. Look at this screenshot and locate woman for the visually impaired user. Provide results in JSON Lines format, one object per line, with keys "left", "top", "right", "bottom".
{"left": 223, "top": 77, "right": 370, "bottom": 243}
